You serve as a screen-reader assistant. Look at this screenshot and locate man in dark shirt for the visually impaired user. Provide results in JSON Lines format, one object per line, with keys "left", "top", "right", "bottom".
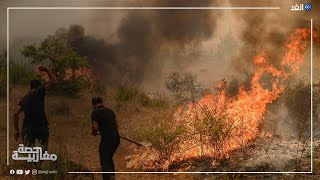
{"left": 91, "top": 97, "right": 120, "bottom": 180}
{"left": 13, "top": 66, "right": 57, "bottom": 150}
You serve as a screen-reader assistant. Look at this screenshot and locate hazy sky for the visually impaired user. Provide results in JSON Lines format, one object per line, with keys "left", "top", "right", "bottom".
{"left": 0, "top": 0, "right": 129, "bottom": 47}
{"left": 1, "top": 0, "right": 317, "bottom": 44}
{"left": 0, "top": 0, "right": 318, "bottom": 91}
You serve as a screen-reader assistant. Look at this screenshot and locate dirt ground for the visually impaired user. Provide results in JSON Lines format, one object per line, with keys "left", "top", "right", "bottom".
{"left": 0, "top": 85, "right": 319, "bottom": 180}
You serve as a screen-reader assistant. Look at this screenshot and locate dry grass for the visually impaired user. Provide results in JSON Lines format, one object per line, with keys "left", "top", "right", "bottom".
{"left": 0, "top": 85, "right": 319, "bottom": 179}
{"left": 1, "top": 85, "right": 192, "bottom": 179}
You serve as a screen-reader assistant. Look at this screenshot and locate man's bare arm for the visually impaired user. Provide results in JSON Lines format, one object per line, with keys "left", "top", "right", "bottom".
{"left": 13, "top": 106, "right": 22, "bottom": 142}
{"left": 39, "top": 65, "right": 58, "bottom": 90}
{"left": 92, "top": 121, "right": 99, "bottom": 136}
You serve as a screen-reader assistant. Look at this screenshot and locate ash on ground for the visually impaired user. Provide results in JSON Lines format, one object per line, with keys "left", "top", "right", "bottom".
{"left": 169, "top": 136, "right": 318, "bottom": 173}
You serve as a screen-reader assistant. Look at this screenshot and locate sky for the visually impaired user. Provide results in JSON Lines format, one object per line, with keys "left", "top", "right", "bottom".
{"left": 0, "top": 0, "right": 319, "bottom": 91}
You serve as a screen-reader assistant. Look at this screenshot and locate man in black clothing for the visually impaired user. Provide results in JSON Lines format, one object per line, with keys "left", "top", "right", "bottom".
{"left": 91, "top": 97, "right": 120, "bottom": 180}
{"left": 13, "top": 66, "right": 57, "bottom": 150}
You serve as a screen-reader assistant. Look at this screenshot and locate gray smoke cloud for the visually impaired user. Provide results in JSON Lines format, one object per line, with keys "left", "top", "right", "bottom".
{"left": 225, "top": 0, "right": 320, "bottom": 140}
{"left": 4, "top": 0, "right": 319, "bottom": 87}
{"left": 228, "top": 0, "right": 319, "bottom": 74}
{"left": 52, "top": 0, "right": 220, "bottom": 84}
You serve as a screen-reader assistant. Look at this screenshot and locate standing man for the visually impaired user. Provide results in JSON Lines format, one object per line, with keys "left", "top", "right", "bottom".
{"left": 91, "top": 97, "right": 120, "bottom": 180}
{"left": 13, "top": 65, "right": 57, "bottom": 151}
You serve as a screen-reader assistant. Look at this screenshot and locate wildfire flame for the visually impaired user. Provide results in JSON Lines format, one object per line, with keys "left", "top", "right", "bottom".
{"left": 127, "top": 28, "right": 318, "bottom": 171}
{"left": 64, "top": 68, "right": 94, "bottom": 81}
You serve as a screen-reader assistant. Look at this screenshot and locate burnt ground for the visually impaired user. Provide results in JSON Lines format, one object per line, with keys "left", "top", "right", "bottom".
{"left": 0, "top": 85, "right": 319, "bottom": 180}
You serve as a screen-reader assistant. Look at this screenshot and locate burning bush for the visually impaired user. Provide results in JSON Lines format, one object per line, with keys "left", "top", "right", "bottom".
{"left": 191, "top": 103, "right": 232, "bottom": 161}
{"left": 127, "top": 114, "right": 187, "bottom": 171}
{"left": 127, "top": 28, "right": 318, "bottom": 171}
{"left": 226, "top": 73, "right": 252, "bottom": 97}
{"left": 126, "top": 88, "right": 239, "bottom": 170}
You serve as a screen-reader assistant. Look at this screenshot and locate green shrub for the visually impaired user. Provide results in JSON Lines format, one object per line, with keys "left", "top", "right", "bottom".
{"left": 50, "top": 79, "right": 84, "bottom": 96}
{"left": 139, "top": 116, "right": 187, "bottom": 164}
{"left": 115, "top": 85, "right": 138, "bottom": 102}
{"left": 138, "top": 93, "right": 169, "bottom": 109}
{"left": 0, "top": 70, "right": 6, "bottom": 98}
{"left": 9, "top": 63, "right": 37, "bottom": 84}
{"left": 115, "top": 85, "right": 170, "bottom": 110}
{"left": 0, "top": 49, "right": 6, "bottom": 69}
{"left": 165, "top": 72, "right": 202, "bottom": 103}
{"left": 151, "top": 97, "right": 170, "bottom": 109}
{"left": 91, "top": 79, "right": 106, "bottom": 96}
{"left": 137, "top": 92, "right": 150, "bottom": 107}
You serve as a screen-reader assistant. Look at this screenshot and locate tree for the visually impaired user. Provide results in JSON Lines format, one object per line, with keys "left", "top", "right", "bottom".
{"left": 165, "top": 72, "right": 202, "bottom": 103}
{"left": 21, "top": 36, "right": 89, "bottom": 96}
{"left": 21, "top": 35, "right": 88, "bottom": 81}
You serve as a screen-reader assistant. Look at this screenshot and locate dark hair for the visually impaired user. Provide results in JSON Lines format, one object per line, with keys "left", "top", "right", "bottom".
{"left": 92, "top": 97, "right": 103, "bottom": 105}
{"left": 30, "top": 80, "right": 41, "bottom": 89}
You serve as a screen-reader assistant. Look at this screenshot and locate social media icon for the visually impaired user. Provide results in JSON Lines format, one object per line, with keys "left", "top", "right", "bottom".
{"left": 25, "top": 170, "right": 30, "bottom": 175}
{"left": 9, "top": 169, "right": 15, "bottom": 175}
{"left": 32, "top": 169, "right": 37, "bottom": 175}
{"left": 16, "top": 169, "right": 23, "bottom": 175}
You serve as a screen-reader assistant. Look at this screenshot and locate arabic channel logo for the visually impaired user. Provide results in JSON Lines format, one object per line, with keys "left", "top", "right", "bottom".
{"left": 12, "top": 144, "right": 57, "bottom": 162}
{"left": 304, "top": 3, "right": 312, "bottom": 11}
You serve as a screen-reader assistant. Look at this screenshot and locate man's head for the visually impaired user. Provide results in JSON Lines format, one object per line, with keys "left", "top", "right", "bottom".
{"left": 30, "top": 80, "right": 41, "bottom": 90}
{"left": 92, "top": 97, "right": 103, "bottom": 109}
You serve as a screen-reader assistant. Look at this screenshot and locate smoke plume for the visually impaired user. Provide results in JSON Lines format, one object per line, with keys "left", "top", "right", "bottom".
{"left": 52, "top": 0, "right": 220, "bottom": 84}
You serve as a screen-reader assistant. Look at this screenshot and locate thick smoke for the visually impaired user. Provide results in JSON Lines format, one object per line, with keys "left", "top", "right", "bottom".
{"left": 229, "top": 0, "right": 319, "bottom": 74}
{"left": 227, "top": 0, "right": 320, "bottom": 139}
{"left": 153, "top": 0, "right": 216, "bottom": 45}
{"left": 53, "top": 0, "right": 219, "bottom": 84}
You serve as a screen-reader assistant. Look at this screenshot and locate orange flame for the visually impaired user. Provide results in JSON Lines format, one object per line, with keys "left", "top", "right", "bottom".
{"left": 64, "top": 67, "right": 95, "bottom": 81}
{"left": 127, "top": 28, "right": 318, "bottom": 171}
